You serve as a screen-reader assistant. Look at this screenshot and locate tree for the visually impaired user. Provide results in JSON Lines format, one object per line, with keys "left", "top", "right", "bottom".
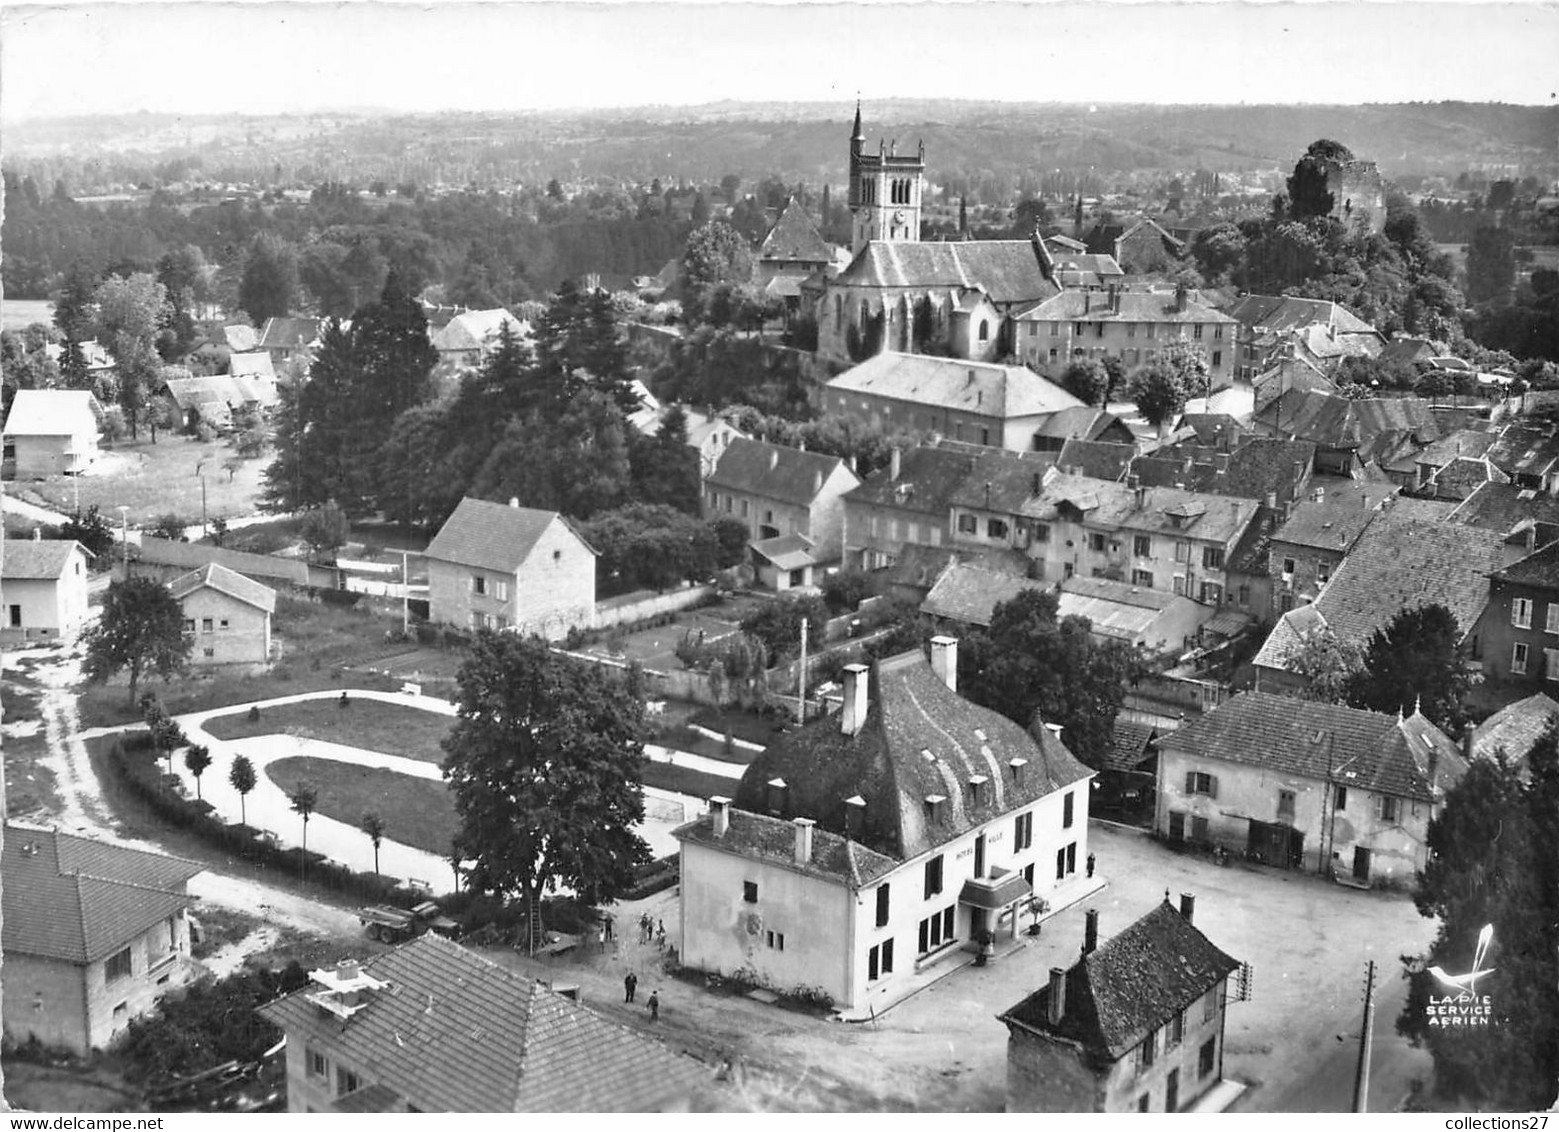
{"left": 1060, "top": 359, "right": 1109, "bottom": 407}
{"left": 1288, "top": 139, "right": 1353, "bottom": 221}
{"left": 958, "top": 588, "right": 1139, "bottom": 769}
{"left": 238, "top": 233, "right": 300, "bottom": 324}
{"left": 441, "top": 633, "right": 652, "bottom": 919}
{"left": 290, "top": 782, "right": 318, "bottom": 855}
{"left": 739, "top": 594, "right": 829, "bottom": 663}
{"left": 57, "top": 504, "right": 116, "bottom": 560}
{"left": 183, "top": 744, "right": 212, "bottom": 800}
{"left": 93, "top": 273, "right": 172, "bottom": 438}
{"left": 678, "top": 221, "right": 754, "bottom": 317}
{"left": 299, "top": 502, "right": 350, "bottom": 560}
{"left": 1345, "top": 603, "right": 1477, "bottom": 731}
{"left": 1128, "top": 338, "right": 1209, "bottom": 429}
{"left": 229, "top": 754, "right": 257, "bottom": 825}
{"left": 1289, "top": 625, "right": 1365, "bottom": 704}
{"left": 1466, "top": 225, "right": 1517, "bottom": 307}
{"left": 361, "top": 812, "right": 386, "bottom": 876}
{"left": 150, "top": 714, "right": 186, "bottom": 772}
{"left": 82, "top": 576, "right": 193, "bottom": 705}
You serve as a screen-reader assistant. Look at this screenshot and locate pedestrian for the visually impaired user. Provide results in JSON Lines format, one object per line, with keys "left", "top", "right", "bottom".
{"left": 597, "top": 925, "right": 606, "bottom": 953}
{"left": 647, "top": 989, "right": 660, "bottom": 1022}
{"left": 656, "top": 920, "right": 666, "bottom": 950}
{"left": 604, "top": 915, "right": 614, "bottom": 942}
{"left": 640, "top": 912, "right": 651, "bottom": 944}
{"left": 1086, "top": 852, "right": 1096, "bottom": 878}
{"left": 624, "top": 971, "right": 638, "bottom": 1003}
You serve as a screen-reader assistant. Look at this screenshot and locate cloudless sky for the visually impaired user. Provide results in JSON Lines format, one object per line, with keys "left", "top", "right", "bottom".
{"left": 2, "top": 1, "right": 1557, "bottom": 124}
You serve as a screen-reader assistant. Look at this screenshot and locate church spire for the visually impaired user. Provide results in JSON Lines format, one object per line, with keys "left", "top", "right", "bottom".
{"left": 852, "top": 99, "right": 863, "bottom": 141}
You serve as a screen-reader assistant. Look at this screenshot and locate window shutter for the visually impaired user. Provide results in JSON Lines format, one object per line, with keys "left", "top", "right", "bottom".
{"left": 1373, "top": 794, "right": 1382, "bottom": 819}
{"left": 1185, "top": 771, "right": 1196, "bottom": 794}
{"left": 1208, "top": 776, "right": 1219, "bottom": 800}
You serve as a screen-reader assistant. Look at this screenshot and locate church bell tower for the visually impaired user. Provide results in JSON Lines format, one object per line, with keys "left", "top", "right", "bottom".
{"left": 847, "top": 103, "right": 925, "bottom": 257}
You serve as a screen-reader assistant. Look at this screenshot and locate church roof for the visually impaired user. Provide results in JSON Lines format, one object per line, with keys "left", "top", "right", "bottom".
{"left": 760, "top": 198, "right": 830, "bottom": 264}
{"left": 833, "top": 240, "right": 1060, "bottom": 306}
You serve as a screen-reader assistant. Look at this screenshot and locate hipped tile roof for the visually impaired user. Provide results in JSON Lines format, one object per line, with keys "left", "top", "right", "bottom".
{"left": 706, "top": 438, "right": 857, "bottom": 507}
{"left": 424, "top": 498, "right": 593, "bottom": 575}
{"left": 828, "top": 352, "right": 1086, "bottom": 420}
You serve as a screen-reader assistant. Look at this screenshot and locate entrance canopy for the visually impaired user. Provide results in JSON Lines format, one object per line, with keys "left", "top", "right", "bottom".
{"left": 958, "top": 870, "right": 1032, "bottom": 911}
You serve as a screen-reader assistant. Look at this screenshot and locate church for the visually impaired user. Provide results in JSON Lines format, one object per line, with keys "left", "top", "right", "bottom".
{"left": 810, "top": 106, "right": 1123, "bottom": 367}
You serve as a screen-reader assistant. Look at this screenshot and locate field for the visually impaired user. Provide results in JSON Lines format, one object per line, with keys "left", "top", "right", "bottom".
{"left": 204, "top": 699, "right": 451, "bottom": 764}
{"left": 2, "top": 298, "right": 54, "bottom": 331}
{"left": 12, "top": 434, "right": 267, "bottom": 526}
{"left": 264, "top": 755, "right": 458, "bottom": 857}
{"left": 0, "top": 653, "right": 58, "bottom": 818}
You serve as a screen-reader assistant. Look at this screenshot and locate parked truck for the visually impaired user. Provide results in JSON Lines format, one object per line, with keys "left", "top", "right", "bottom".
{"left": 357, "top": 900, "right": 460, "bottom": 943}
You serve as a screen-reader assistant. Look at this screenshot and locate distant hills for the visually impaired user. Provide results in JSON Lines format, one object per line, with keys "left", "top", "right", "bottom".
{"left": 5, "top": 101, "right": 1555, "bottom": 191}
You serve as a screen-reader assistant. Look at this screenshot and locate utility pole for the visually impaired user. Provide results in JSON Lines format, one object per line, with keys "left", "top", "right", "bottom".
{"left": 1353, "top": 959, "right": 1377, "bottom": 1114}
{"left": 401, "top": 549, "right": 411, "bottom": 638}
{"left": 797, "top": 614, "right": 808, "bottom": 723}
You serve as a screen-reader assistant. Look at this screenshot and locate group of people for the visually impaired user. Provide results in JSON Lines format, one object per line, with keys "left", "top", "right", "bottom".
{"left": 622, "top": 971, "right": 659, "bottom": 1021}
{"left": 638, "top": 912, "right": 666, "bottom": 948}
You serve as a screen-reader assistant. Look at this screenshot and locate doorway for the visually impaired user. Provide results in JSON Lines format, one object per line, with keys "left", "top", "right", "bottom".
{"left": 1352, "top": 846, "right": 1371, "bottom": 883}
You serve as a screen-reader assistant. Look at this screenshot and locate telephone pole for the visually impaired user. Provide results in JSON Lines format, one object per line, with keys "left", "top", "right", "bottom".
{"left": 797, "top": 615, "right": 809, "bottom": 723}
{"left": 1353, "top": 959, "right": 1377, "bottom": 1113}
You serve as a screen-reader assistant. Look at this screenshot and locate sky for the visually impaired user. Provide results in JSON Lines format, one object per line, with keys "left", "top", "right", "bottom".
{"left": 1, "top": 0, "right": 1557, "bottom": 123}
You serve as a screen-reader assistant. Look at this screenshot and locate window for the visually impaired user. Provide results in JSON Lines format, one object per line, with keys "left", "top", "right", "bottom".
{"left": 1127, "top": 322, "right": 1137, "bottom": 338}
{"left": 743, "top": 881, "right": 758, "bottom": 903}
{"left": 1027, "top": 323, "right": 1037, "bottom": 338}
{"left": 1033, "top": 523, "right": 1050, "bottom": 543}
{"left": 1513, "top": 642, "right": 1530, "bottom": 675}
{"left": 1133, "top": 535, "right": 1152, "bottom": 558}
{"left": 1379, "top": 796, "right": 1399, "bottom": 823}
{"left": 766, "top": 930, "right": 785, "bottom": 951}
{"left": 987, "top": 518, "right": 1009, "bottom": 539}
{"left": 1199, "top": 1037, "right": 1217, "bottom": 1078}
{"left": 1278, "top": 789, "right": 1295, "bottom": 821}
{"left": 1317, "top": 561, "right": 1331, "bottom": 585}
{"left": 1055, "top": 846, "right": 1066, "bottom": 880}
{"left": 1174, "top": 540, "right": 1191, "bottom": 563}
{"left": 1203, "top": 987, "right": 1218, "bottom": 1023}
{"left": 183, "top": 618, "right": 196, "bottom": 633}
{"left": 1167, "top": 1010, "right": 1185, "bottom": 1048}
{"left": 876, "top": 883, "right": 891, "bottom": 928}
{"left": 1074, "top": 321, "right": 1085, "bottom": 336}
{"left": 1191, "top": 815, "right": 1210, "bottom": 842}
{"left": 472, "top": 575, "right": 486, "bottom": 596}
{"left": 1186, "top": 771, "right": 1218, "bottom": 798}
{"left": 1173, "top": 575, "right": 1187, "bottom": 596}
{"left": 1146, "top": 323, "right": 1157, "bottom": 339}
{"left": 1138, "top": 1095, "right": 1151, "bottom": 1113}
{"left": 978, "top": 319, "right": 989, "bottom": 342}
{"left": 1548, "top": 605, "right": 1559, "bottom": 634}
{"left": 1238, "top": 584, "right": 1251, "bottom": 606}
{"left": 1193, "top": 324, "right": 1204, "bottom": 340}
{"left": 1199, "top": 581, "right": 1223, "bottom": 605}
{"left": 1089, "top": 533, "right": 1107, "bottom": 552}
{"left": 1168, "top": 812, "right": 1186, "bottom": 841}
{"left": 924, "top": 855, "right": 944, "bottom": 898}
{"left": 1014, "top": 811, "right": 1034, "bottom": 850}
{"left": 1513, "top": 598, "right": 1534, "bottom": 629}
{"left": 1282, "top": 557, "right": 1296, "bottom": 577}
{"left": 1335, "top": 786, "right": 1348, "bottom": 811}
{"left": 336, "top": 1067, "right": 360, "bottom": 1097}
{"left": 1062, "top": 792, "right": 1074, "bottom": 829}
{"left": 1066, "top": 842, "right": 1077, "bottom": 874}
{"left": 1139, "top": 1030, "right": 1157, "bottom": 1069}
{"left": 105, "top": 947, "right": 132, "bottom": 982}
{"left": 1214, "top": 325, "right": 1225, "bottom": 340}
{"left": 1202, "top": 547, "right": 1225, "bottom": 570}
{"left": 1547, "top": 649, "right": 1559, "bottom": 682}
{"left": 917, "top": 906, "right": 956, "bottom": 954}
{"left": 1132, "top": 570, "right": 1154, "bottom": 588}
{"left": 218, "top": 618, "right": 229, "bottom": 630}
{"left": 307, "top": 1048, "right": 329, "bottom": 1079}
{"left": 1212, "top": 351, "right": 1222, "bottom": 369}
{"left": 957, "top": 513, "right": 978, "bottom": 535}
{"left": 201, "top": 618, "right": 214, "bottom": 633}
{"left": 494, "top": 580, "right": 509, "bottom": 602}
{"left": 1050, "top": 322, "right": 1060, "bottom": 337}
{"left": 203, "top": 647, "right": 215, "bottom": 658}
{"left": 1166, "top": 1068, "right": 1180, "bottom": 1113}
{"left": 868, "top": 938, "right": 895, "bottom": 980}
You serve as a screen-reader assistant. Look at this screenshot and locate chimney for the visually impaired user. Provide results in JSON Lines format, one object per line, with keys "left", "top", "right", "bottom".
{"left": 1179, "top": 893, "right": 1196, "bottom": 925}
{"left": 766, "top": 777, "right": 789, "bottom": 816}
{"left": 337, "top": 957, "right": 361, "bottom": 983}
{"left": 1044, "top": 721, "right": 1065, "bottom": 743}
{"left": 1047, "top": 967, "right": 1068, "bottom": 1025}
{"left": 890, "top": 446, "right": 902, "bottom": 482}
{"left": 1175, "top": 282, "right": 1189, "bottom": 313}
{"left": 1008, "top": 757, "right": 1028, "bottom": 785}
{"left": 793, "top": 817, "right": 815, "bottom": 865}
{"left": 843, "top": 794, "right": 866, "bottom": 840}
{"left": 840, "top": 663, "right": 869, "bottom": 735}
{"left": 1265, "top": 490, "right": 1278, "bottom": 510}
{"left": 1462, "top": 730, "right": 1474, "bottom": 760}
{"left": 769, "top": 448, "right": 780, "bottom": 471}
{"left": 509, "top": 497, "right": 520, "bottom": 509}
{"left": 1428, "top": 749, "right": 1440, "bottom": 790}
{"left": 1083, "top": 909, "right": 1099, "bottom": 955}
{"left": 1032, "top": 472, "right": 1042, "bottom": 496}
{"left": 929, "top": 635, "right": 958, "bottom": 692}
{"left": 709, "top": 795, "right": 731, "bottom": 837}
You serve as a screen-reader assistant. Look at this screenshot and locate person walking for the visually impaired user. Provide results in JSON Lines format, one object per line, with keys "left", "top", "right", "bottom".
{"left": 647, "top": 990, "right": 660, "bottom": 1022}
{"left": 656, "top": 920, "right": 666, "bottom": 950}
{"left": 624, "top": 971, "right": 638, "bottom": 1004}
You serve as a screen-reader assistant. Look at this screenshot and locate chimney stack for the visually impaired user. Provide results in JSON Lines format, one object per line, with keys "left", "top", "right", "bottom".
{"left": 1008, "top": 757, "right": 1028, "bottom": 785}
{"left": 766, "top": 777, "right": 789, "bottom": 816}
{"left": 1428, "top": 749, "right": 1440, "bottom": 790}
{"left": 1044, "top": 721, "right": 1064, "bottom": 742}
{"left": 1083, "top": 909, "right": 1099, "bottom": 955}
{"left": 930, "top": 635, "right": 958, "bottom": 693}
{"left": 709, "top": 795, "right": 731, "bottom": 837}
{"left": 1462, "top": 730, "right": 1474, "bottom": 760}
{"left": 1047, "top": 967, "right": 1068, "bottom": 1025}
{"left": 509, "top": 497, "right": 520, "bottom": 509}
{"left": 843, "top": 794, "right": 866, "bottom": 840}
{"left": 1179, "top": 893, "right": 1196, "bottom": 925}
{"left": 890, "top": 446, "right": 902, "bottom": 482}
{"left": 840, "top": 664, "right": 869, "bottom": 735}
{"left": 793, "top": 817, "right": 815, "bottom": 866}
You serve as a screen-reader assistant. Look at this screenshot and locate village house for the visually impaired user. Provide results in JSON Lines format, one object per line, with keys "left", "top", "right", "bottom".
{"left": 2, "top": 823, "right": 203, "bottom": 1054}
{"left": 1476, "top": 538, "right": 1559, "bottom": 685}
{"left": 257, "top": 316, "right": 324, "bottom": 371}
{"left": 822, "top": 352, "right": 1089, "bottom": 452}
{"left": 159, "top": 373, "right": 257, "bottom": 432}
{"left": 1485, "top": 416, "right": 1559, "bottom": 494}
{"left": 423, "top": 497, "right": 597, "bottom": 640}
{"left": 1253, "top": 512, "right": 1506, "bottom": 695}
{"left": 1251, "top": 354, "right": 1338, "bottom": 417}
{"left": 170, "top": 562, "right": 276, "bottom": 666}
{"left": 258, "top": 936, "right": 708, "bottom": 1112}
{"left": 999, "top": 898, "right": 1241, "bottom": 1113}
{"left": 1266, "top": 481, "right": 1394, "bottom": 616}
{"left": 1154, "top": 692, "right": 1465, "bottom": 883}
{"left": 227, "top": 350, "right": 280, "bottom": 405}
{"left": 842, "top": 444, "right": 982, "bottom": 571}
{"left": 1223, "top": 295, "right": 1383, "bottom": 382}
{"left": 703, "top": 438, "right": 860, "bottom": 563}
{"left": 1, "top": 538, "right": 90, "bottom": 645}
{"left": 1080, "top": 217, "right": 1188, "bottom": 277}
{"left": 1393, "top": 428, "right": 1498, "bottom": 491}
{"left": 1468, "top": 692, "right": 1559, "bottom": 775}
{"left": 429, "top": 308, "right": 529, "bottom": 370}
{"left": 1010, "top": 286, "right": 1237, "bottom": 391}
{"left": 1131, "top": 436, "right": 1318, "bottom": 510}
{"left": 1252, "top": 389, "right": 1439, "bottom": 477}
{"left": 2, "top": 389, "right": 102, "bottom": 477}
{"left": 674, "top": 641, "right": 1096, "bottom": 1016}
{"left": 755, "top": 197, "right": 834, "bottom": 315}
{"left": 626, "top": 392, "right": 747, "bottom": 479}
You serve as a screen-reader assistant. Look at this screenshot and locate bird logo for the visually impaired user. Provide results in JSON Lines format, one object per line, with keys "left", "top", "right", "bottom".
{"left": 1428, "top": 923, "right": 1495, "bottom": 997}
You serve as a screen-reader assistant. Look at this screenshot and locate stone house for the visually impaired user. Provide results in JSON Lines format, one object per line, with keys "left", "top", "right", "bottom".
{"left": 429, "top": 308, "right": 528, "bottom": 370}
{"left": 1155, "top": 692, "right": 1465, "bottom": 883}
{"left": 2, "top": 389, "right": 102, "bottom": 477}
{"left": 1477, "top": 538, "right": 1559, "bottom": 686}
{"left": 1223, "top": 295, "right": 1382, "bottom": 382}
{"left": 423, "top": 497, "right": 597, "bottom": 640}
{"left": 822, "top": 352, "right": 1088, "bottom": 452}
{"left": 999, "top": 898, "right": 1240, "bottom": 1112}
{"left": 1266, "top": 482, "right": 1393, "bottom": 616}
{"left": 674, "top": 641, "right": 1095, "bottom": 1016}
{"left": 702, "top": 438, "right": 860, "bottom": 563}
{"left": 170, "top": 562, "right": 276, "bottom": 666}
{"left": 1081, "top": 217, "right": 1188, "bottom": 277}
{"left": 1, "top": 538, "right": 90, "bottom": 645}
{"left": 258, "top": 317, "right": 324, "bottom": 371}
{"left": 1010, "top": 286, "right": 1237, "bottom": 390}
{"left": 842, "top": 444, "right": 982, "bottom": 571}
{"left": 2, "top": 823, "right": 202, "bottom": 1054}
{"left": 258, "top": 935, "right": 707, "bottom": 1112}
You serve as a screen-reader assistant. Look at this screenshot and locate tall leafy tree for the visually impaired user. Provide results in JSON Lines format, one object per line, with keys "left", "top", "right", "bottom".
{"left": 959, "top": 588, "right": 1139, "bottom": 769}
{"left": 441, "top": 633, "right": 651, "bottom": 915}
{"left": 361, "top": 812, "right": 387, "bottom": 876}
{"left": 82, "top": 576, "right": 193, "bottom": 705}
{"left": 1465, "top": 225, "right": 1517, "bottom": 307}
{"left": 1287, "top": 139, "right": 1353, "bottom": 221}
{"left": 238, "top": 233, "right": 300, "bottom": 324}
{"left": 1345, "top": 603, "right": 1476, "bottom": 731}
{"left": 93, "top": 272, "right": 172, "bottom": 439}
{"left": 1060, "top": 359, "right": 1109, "bottom": 407}
{"left": 351, "top": 270, "right": 437, "bottom": 427}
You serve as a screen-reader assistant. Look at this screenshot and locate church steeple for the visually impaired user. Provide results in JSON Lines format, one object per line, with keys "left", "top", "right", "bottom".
{"left": 846, "top": 103, "right": 925, "bottom": 257}
{"left": 850, "top": 100, "right": 864, "bottom": 161}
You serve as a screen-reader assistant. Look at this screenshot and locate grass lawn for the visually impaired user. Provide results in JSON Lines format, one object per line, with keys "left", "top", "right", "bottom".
{"left": 689, "top": 703, "right": 787, "bottom": 746}
{"left": 204, "top": 699, "right": 451, "bottom": 764}
{"left": 14, "top": 434, "right": 268, "bottom": 526}
{"left": 266, "top": 755, "right": 458, "bottom": 857}
{"left": 642, "top": 761, "right": 739, "bottom": 801}
{"left": 78, "top": 596, "right": 405, "bottom": 728}
{"left": 1, "top": 660, "right": 58, "bottom": 818}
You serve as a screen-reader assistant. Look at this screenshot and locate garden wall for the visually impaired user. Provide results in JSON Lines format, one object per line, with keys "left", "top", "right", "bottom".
{"left": 592, "top": 584, "right": 715, "bottom": 632}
